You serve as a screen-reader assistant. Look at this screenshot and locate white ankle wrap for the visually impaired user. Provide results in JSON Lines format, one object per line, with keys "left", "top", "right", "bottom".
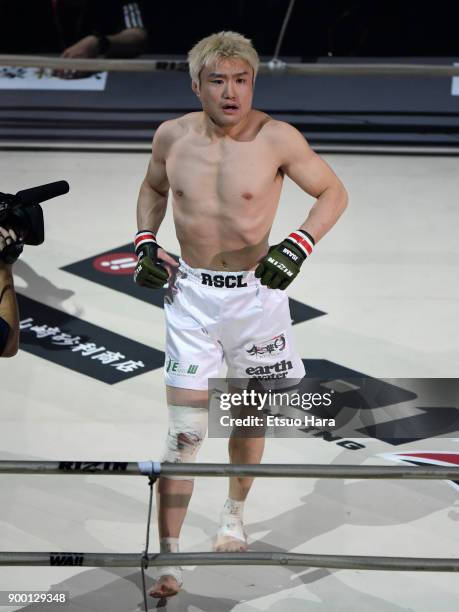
{"left": 156, "top": 537, "right": 183, "bottom": 586}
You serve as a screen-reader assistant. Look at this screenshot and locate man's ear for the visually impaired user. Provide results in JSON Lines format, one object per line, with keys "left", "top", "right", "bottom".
{"left": 192, "top": 80, "right": 200, "bottom": 97}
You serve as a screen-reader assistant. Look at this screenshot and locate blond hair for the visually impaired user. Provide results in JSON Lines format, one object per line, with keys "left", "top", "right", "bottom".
{"left": 188, "top": 31, "right": 260, "bottom": 84}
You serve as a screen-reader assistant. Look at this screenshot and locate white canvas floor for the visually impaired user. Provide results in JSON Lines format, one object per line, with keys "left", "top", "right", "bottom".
{"left": 0, "top": 150, "right": 458, "bottom": 611}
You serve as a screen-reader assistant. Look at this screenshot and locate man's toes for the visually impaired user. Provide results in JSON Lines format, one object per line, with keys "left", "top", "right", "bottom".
{"left": 214, "top": 536, "right": 248, "bottom": 552}
{"left": 149, "top": 576, "right": 180, "bottom": 598}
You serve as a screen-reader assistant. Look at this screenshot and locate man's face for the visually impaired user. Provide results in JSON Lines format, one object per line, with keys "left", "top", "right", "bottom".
{"left": 193, "top": 57, "right": 254, "bottom": 127}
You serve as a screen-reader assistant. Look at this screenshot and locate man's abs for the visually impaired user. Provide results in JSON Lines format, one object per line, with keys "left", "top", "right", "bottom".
{"left": 165, "top": 114, "right": 284, "bottom": 271}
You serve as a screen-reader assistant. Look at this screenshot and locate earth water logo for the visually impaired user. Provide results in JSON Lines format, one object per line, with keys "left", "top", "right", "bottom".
{"left": 245, "top": 359, "right": 293, "bottom": 379}
{"left": 92, "top": 252, "right": 137, "bottom": 275}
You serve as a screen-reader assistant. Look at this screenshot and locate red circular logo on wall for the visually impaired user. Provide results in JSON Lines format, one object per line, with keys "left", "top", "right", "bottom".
{"left": 93, "top": 252, "right": 137, "bottom": 275}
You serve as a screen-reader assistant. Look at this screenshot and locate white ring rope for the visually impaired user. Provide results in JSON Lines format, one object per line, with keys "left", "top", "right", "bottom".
{"left": 1, "top": 54, "right": 459, "bottom": 77}
{"left": 0, "top": 551, "right": 457, "bottom": 571}
{"left": 0, "top": 461, "right": 458, "bottom": 479}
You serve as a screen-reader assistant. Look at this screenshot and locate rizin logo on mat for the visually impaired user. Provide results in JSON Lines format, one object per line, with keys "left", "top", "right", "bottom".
{"left": 93, "top": 252, "right": 137, "bottom": 275}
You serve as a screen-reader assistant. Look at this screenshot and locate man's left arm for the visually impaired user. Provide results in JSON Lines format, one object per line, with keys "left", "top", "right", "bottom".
{"left": 255, "top": 122, "right": 348, "bottom": 290}
{"left": 279, "top": 122, "right": 348, "bottom": 242}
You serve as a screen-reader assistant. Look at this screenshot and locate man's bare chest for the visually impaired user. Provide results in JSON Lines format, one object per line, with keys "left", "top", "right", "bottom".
{"left": 166, "top": 138, "right": 281, "bottom": 200}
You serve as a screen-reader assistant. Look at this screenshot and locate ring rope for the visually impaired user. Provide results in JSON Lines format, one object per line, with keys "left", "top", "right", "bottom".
{"left": 0, "top": 551, "right": 457, "bottom": 572}
{"left": 2, "top": 461, "right": 458, "bottom": 591}
{"left": 1, "top": 54, "right": 459, "bottom": 77}
{"left": 0, "top": 461, "right": 458, "bottom": 479}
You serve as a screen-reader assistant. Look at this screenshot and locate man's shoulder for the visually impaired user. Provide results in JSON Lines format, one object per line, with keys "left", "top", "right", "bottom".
{"left": 154, "top": 118, "right": 182, "bottom": 145}
{"left": 158, "top": 113, "right": 201, "bottom": 136}
{"left": 154, "top": 113, "right": 201, "bottom": 147}
{"left": 258, "top": 118, "right": 311, "bottom": 159}
{"left": 259, "top": 117, "right": 303, "bottom": 142}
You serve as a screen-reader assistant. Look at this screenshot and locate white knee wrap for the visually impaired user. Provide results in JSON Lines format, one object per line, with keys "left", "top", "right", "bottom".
{"left": 162, "top": 405, "right": 208, "bottom": 480}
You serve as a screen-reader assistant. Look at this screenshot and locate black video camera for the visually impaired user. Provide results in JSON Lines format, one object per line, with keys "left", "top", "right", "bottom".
{"left": 0, "top": 181, "right": 69, "bottom": 264}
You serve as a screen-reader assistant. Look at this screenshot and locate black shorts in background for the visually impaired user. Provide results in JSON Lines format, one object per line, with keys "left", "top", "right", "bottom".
{"left": 0, "top": 0, "right": 145, "bottom": 54}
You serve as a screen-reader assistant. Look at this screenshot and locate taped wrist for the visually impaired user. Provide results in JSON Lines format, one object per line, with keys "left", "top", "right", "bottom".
{"left": 282, "top": 229, "right": 315, "bottom": 265}
{"left": 134, "top": 230, "right": 159, "bottom": 260}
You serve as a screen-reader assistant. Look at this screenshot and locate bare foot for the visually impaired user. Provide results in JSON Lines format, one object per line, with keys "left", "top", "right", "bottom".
{"left": 214, "top": 533, "right": 248, "bottom": 552}
{"left": 149, "top": 574, "right": 181, "bottom": 598}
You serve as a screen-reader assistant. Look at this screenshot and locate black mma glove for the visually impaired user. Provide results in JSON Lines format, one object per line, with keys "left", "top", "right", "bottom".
{"left": 133, "top": 230, "right": 169, "bottom": 289}
{"left": 255, "top": 230, "right": 315, "bottom": 290}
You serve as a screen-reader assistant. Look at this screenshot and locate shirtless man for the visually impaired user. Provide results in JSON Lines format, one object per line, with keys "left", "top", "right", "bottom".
{"left": 134, "top": 31, "right": 348, "bottom": 598}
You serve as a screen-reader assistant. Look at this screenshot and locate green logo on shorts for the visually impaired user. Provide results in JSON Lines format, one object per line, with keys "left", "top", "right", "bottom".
{"left": 166, "top": 358, "right": 199, "bottom": 376}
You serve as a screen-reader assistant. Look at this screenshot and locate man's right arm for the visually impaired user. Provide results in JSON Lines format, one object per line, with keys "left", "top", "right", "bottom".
{"left": 134, "top": 122, "right": 178, "bottom": 288}
{"left": 136, "top": 122, "right": 171, "bottom": 232}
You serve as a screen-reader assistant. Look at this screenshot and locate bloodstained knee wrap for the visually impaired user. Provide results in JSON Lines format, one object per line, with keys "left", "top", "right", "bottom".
{"left": 161, "top": 405, "right": 208, "bottom": 480}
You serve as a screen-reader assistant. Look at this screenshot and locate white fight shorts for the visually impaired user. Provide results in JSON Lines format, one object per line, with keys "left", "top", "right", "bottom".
{"left": 164, "top": 259, "right": 305, "bottom": 390}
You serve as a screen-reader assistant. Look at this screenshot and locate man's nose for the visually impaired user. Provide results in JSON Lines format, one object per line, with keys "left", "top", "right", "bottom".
{"left": 223, "top": 81, "right": 235, "bottom": 98}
